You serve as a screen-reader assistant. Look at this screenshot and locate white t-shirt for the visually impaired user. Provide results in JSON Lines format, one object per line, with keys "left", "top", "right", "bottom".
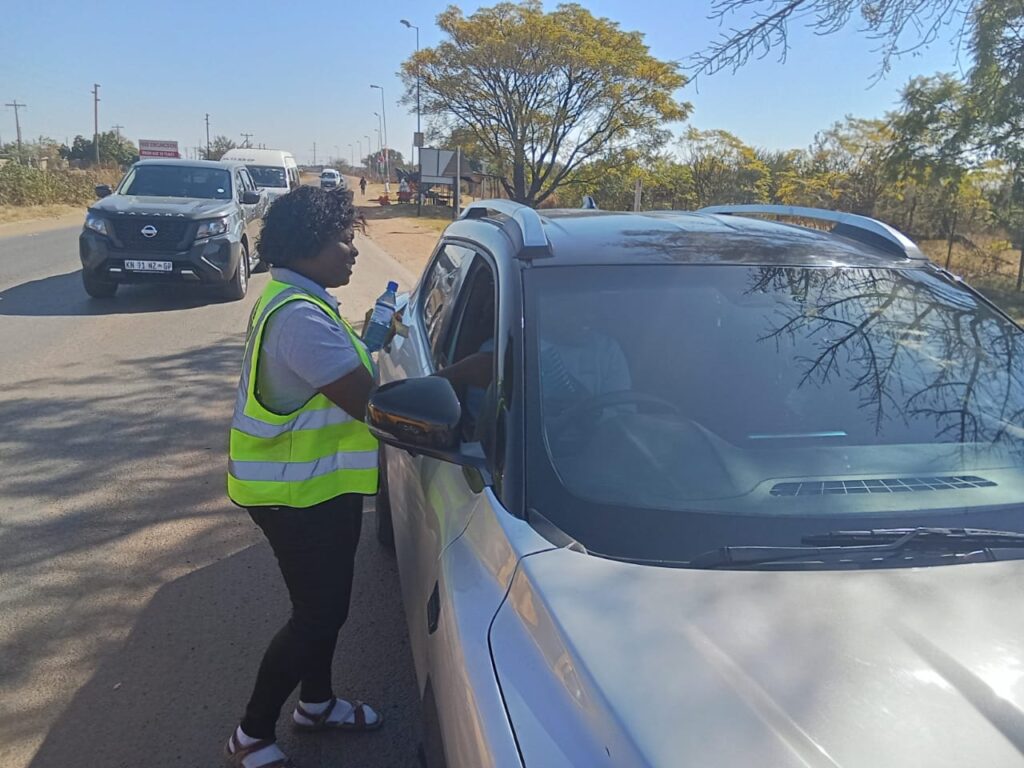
{"left": 255, "top": 269, "right": 366, "bottom": 414}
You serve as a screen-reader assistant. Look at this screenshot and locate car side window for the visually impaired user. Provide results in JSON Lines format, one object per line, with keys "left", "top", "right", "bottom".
{"left": 442, "top": 255, "right": 498, "bottom": 443}
{"left": 235, "top": 172, "right": 246, "bottom": 200}
{"left": 241, "top": 169, "right": 256, "bottom": 192}
{"left": 419, "top": 244, "right": 473, "bottom": 367}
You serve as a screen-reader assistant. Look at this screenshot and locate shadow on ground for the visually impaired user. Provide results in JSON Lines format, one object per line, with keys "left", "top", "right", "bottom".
{"left": 0, "top": 270, "right": 232, "bottom": 317}
{"left": 26, "top": 506, "right": 421, "bottom": 768}
{"left": 1, "top": 336, "right": 421, "bottom": 767}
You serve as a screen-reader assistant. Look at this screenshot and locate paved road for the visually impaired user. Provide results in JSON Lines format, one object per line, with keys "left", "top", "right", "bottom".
{"left": 0, "top": 223, "right": 422, "bottom": 767}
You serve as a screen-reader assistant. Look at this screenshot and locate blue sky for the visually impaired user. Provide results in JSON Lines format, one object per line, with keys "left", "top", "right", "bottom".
{"left": 1, "top": 0, "right": 966, "bottom": 164}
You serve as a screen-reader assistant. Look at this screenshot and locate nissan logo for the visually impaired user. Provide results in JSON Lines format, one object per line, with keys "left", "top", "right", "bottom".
{"left": 141, "top": 225, "right": 158, "bottom": 238}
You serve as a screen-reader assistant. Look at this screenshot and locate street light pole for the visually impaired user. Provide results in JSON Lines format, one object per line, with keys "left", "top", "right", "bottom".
{"left": 370, "top": 84, "right": 390, "bottom": 193}
{"left": 401, "top": 19, "right": 422, "bottom": 216}
{"left": 364, "top": 134, "right": 372, "bottom": 177}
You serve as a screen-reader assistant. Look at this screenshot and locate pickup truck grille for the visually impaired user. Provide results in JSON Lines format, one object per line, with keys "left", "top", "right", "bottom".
{"left": 112, "top": 218, "right": 191, "bottom": 250}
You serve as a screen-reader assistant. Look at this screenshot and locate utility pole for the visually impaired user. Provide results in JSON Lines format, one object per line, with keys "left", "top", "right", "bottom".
{"left": 401, "top": 19, "right": 422, "bottom": 215}
{"left": 240, "top": 132, "right": 253, "bottom": 148}
{"left": 112, "top": 124, "right": 124, "bottom": 140}
{"left": 370, "top": 85, "right": 390, "bottom": 193}
{"left": 311, "top": 142, "right": 317, "bottom": 165}
{"left": 92, "top": 84, "right": 101, "bottom": 166}
{"left": 205, "top": 113, "right": 211, "bottom": 159}
{"left": 5, "top": 100, "right": 26, "bottom": 163}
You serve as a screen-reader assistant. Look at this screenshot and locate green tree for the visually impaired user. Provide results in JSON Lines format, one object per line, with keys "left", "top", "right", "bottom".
{"left": 678, "top": 128, "right": 770, "bottom": 207}
{"left": 62, "top": 132, "right": 138, "bottom": 167}
{"left": 402, "top": 1, "right": 689, "bottom": 205}
{"left": 206, "top": 135, "right": 237, "bottom": 161}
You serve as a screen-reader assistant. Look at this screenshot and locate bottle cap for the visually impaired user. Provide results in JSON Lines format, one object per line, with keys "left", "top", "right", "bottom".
{"left": 387, "top": 281, "right": 399, "bottom": 292}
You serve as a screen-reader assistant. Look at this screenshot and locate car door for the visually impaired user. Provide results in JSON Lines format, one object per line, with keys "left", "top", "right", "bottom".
{"left": 377, "top": 243, "right": 495, "bottom": 681}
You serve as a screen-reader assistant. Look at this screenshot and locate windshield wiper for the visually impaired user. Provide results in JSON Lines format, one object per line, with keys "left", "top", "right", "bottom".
{"left": 801, "top": 527, "right": 1024, "bottom": 547}
{"left": 689, "top": 527, "right": 1024, "bottom": 570}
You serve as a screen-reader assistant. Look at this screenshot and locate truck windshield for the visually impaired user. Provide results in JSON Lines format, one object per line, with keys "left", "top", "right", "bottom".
{"left": 247, "top": 165, "right": 288, "bottom": 188}
{"left": 119, "top": 165, "right": 232, "bottom": 200}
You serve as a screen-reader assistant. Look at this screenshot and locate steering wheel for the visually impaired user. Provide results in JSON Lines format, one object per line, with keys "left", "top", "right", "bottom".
{"left": 548, "top": 390, "right": 683, "bottom": 439}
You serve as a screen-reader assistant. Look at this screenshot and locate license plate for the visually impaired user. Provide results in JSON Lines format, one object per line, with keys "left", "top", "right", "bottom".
{"left": 124, "top": 260, "right": 172, "bottom": 272}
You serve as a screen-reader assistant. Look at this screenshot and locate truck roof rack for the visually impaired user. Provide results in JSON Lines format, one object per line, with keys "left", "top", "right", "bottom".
{"left": 460, "top": 199, "right": 553, "bottom": 259}
{"left": 698, "top": 204, "right": 927, "bottom": 261}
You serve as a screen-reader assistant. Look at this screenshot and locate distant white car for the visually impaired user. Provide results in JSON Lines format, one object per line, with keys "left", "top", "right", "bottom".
{"left": 320, "top": 168, "right": 345, "bottom": 190}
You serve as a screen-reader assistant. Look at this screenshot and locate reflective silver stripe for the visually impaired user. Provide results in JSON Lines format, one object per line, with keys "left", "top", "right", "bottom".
{"left": 228, "top": 449, "right": 378, "bottom": 482}
{"left": 232, "top": 407, "right": 354, "bottom": 438}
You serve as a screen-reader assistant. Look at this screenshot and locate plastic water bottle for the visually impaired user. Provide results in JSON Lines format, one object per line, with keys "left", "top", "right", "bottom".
{"left": 363, "top": 281, "right": 399, "bottom": 352}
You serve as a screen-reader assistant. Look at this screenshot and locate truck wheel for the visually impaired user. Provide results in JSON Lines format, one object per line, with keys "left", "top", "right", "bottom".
{"left": 376, "top": 448, "right": 395, "bottom": 550}
{"left": 221, "top": 244, "right": 249, "bottom": 301}
{"left": 82, "top": 270, "right": 117, "bottom": 298}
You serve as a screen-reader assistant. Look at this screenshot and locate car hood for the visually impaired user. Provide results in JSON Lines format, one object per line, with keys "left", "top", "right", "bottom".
{"left": 90, "top": 195, "right": 233, "bottom": 218}
{"left": 490, "top": 549, "right": 1024, "bottom": 767}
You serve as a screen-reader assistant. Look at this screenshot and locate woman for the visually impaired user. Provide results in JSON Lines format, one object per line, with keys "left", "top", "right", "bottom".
{"left": 224, "top": 186, "right": 489, "bottom": 767}
{"left": 225, "top": 186, "right": 382, "bottom": 768}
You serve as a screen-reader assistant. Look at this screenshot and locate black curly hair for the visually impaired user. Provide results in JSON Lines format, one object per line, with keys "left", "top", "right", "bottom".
{"left": 257, "top": 186, "right": 355, "bottom": 267}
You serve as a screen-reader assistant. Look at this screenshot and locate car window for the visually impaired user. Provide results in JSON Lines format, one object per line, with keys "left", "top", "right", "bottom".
{"left": 236, "top": 172, "right": 247, "bottom": 199}
{"left": 119, "top": 165, "right": 232, "bottom": 200}
{"left": 442, "top": 256, "right": 498, "bottom": 441}
{"left": 418, "top": 244, "right": 473, "bottom": 367}
{"left": 240, "top": 168, "right": 257, "bottom": 191}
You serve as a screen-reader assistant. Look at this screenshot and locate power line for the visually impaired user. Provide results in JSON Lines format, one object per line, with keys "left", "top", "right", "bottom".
{"left": 4, "top": 100, "right": 26, "bottom": 161}
{"left": 240, "top": 132, "right": 253, "bottom": 148}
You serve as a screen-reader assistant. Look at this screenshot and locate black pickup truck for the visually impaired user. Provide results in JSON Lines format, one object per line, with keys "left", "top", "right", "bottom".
{"left": 79, "top": 158, "right": 266, "bottom": 300}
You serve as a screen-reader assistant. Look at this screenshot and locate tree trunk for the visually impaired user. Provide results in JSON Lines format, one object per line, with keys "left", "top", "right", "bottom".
{"left": 906, "top": 193, "right": 917, "bottom": 234}
{"left": 944, "top": 205, "right": 958, "bottom": 270}
{"left": 512, "top": 152, "right": 527, "bottom": 204}
{"left": 1017, "top": 228, "right": 1024, "bottom": 292}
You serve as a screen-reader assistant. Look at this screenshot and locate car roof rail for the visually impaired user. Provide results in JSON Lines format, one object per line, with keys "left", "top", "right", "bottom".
{"left": 698, "top": 204, "right": 927, "bottom": 261}
{"left": 581, "top": 195, "right": 598, "bottom": 210}
{"left": 460, "top": 199, "right": 553, "bottom": 259}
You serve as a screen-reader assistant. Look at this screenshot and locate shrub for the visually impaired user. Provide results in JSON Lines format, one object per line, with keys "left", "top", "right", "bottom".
{"left": 0, "top": 165, "right": 122, "bottom": 206}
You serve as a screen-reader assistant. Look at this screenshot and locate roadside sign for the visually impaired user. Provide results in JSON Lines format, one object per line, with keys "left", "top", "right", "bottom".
{"left": 420, "top": 148, "right": 456, "bottom": 184}
{"left": 139, "top": 139, "right": 180, "bottom": 158}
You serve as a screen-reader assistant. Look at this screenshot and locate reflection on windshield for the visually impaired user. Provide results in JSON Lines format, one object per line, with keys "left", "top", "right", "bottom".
{"left": 247, "top": 165, "right": 287, "bottom": 188}
{"left": 525, "top": 265, "right": 1024, "bottom": 562}
{"left": 121, "top": 165, "right": 231, "bottom": 200}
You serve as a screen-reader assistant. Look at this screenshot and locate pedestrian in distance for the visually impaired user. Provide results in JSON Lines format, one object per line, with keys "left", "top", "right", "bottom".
{"left": 358, "top": 176, "right": 367, "bottom": 196}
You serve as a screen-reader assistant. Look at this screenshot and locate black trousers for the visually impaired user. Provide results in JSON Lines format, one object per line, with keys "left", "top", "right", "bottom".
{"left": 241, "top": 494, "right": 364, "bottom": 740}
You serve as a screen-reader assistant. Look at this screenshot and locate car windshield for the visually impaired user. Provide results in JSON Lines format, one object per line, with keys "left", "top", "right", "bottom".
{"left": 247, "top": 165, "right": 287, "bottom": 188}
{"left": 119, "top": 165, "right": 232, "bottom": 199}
{"left": 524, "top": 264, "right": 1024, "bottom": 565}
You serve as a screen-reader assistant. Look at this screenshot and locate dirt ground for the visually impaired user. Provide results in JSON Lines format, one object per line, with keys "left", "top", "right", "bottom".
{"left": 346, "top": 175, "right": 452, "bottom": 279}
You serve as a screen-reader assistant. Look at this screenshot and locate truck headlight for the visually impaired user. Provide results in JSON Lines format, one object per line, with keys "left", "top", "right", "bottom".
{"left": 196, "top": 217, "right": 229, "bottom": 239}
{"left": 84, "top": 213, "right": 109, "bottom": 236}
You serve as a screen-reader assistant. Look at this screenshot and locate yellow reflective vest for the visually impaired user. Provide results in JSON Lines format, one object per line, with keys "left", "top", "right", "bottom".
{"left": 227, "top": 279, "right": 379, "bottom": 507}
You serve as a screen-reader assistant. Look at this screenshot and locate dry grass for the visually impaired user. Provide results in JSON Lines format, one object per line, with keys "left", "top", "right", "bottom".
{"left": 919, "top": 238, "right": 1024, "bottom": 321}
{"left": 0, "top": 204, "right": 85, "bottom": 226}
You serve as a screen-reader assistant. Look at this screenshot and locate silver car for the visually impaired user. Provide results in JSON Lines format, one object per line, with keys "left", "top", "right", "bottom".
{"left": 370, "top": 200, "right": 1024, "bottom": 767}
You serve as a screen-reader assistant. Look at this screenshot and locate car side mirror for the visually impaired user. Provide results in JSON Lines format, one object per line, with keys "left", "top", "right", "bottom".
{"left": 367, "top": 377, "right": 469, "bottom": 463}
{"left": 242, "top": 190, "right": 262, "bottom": 205}
{"left": 95, "top": 184, "right": 112, "bottom": 198}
